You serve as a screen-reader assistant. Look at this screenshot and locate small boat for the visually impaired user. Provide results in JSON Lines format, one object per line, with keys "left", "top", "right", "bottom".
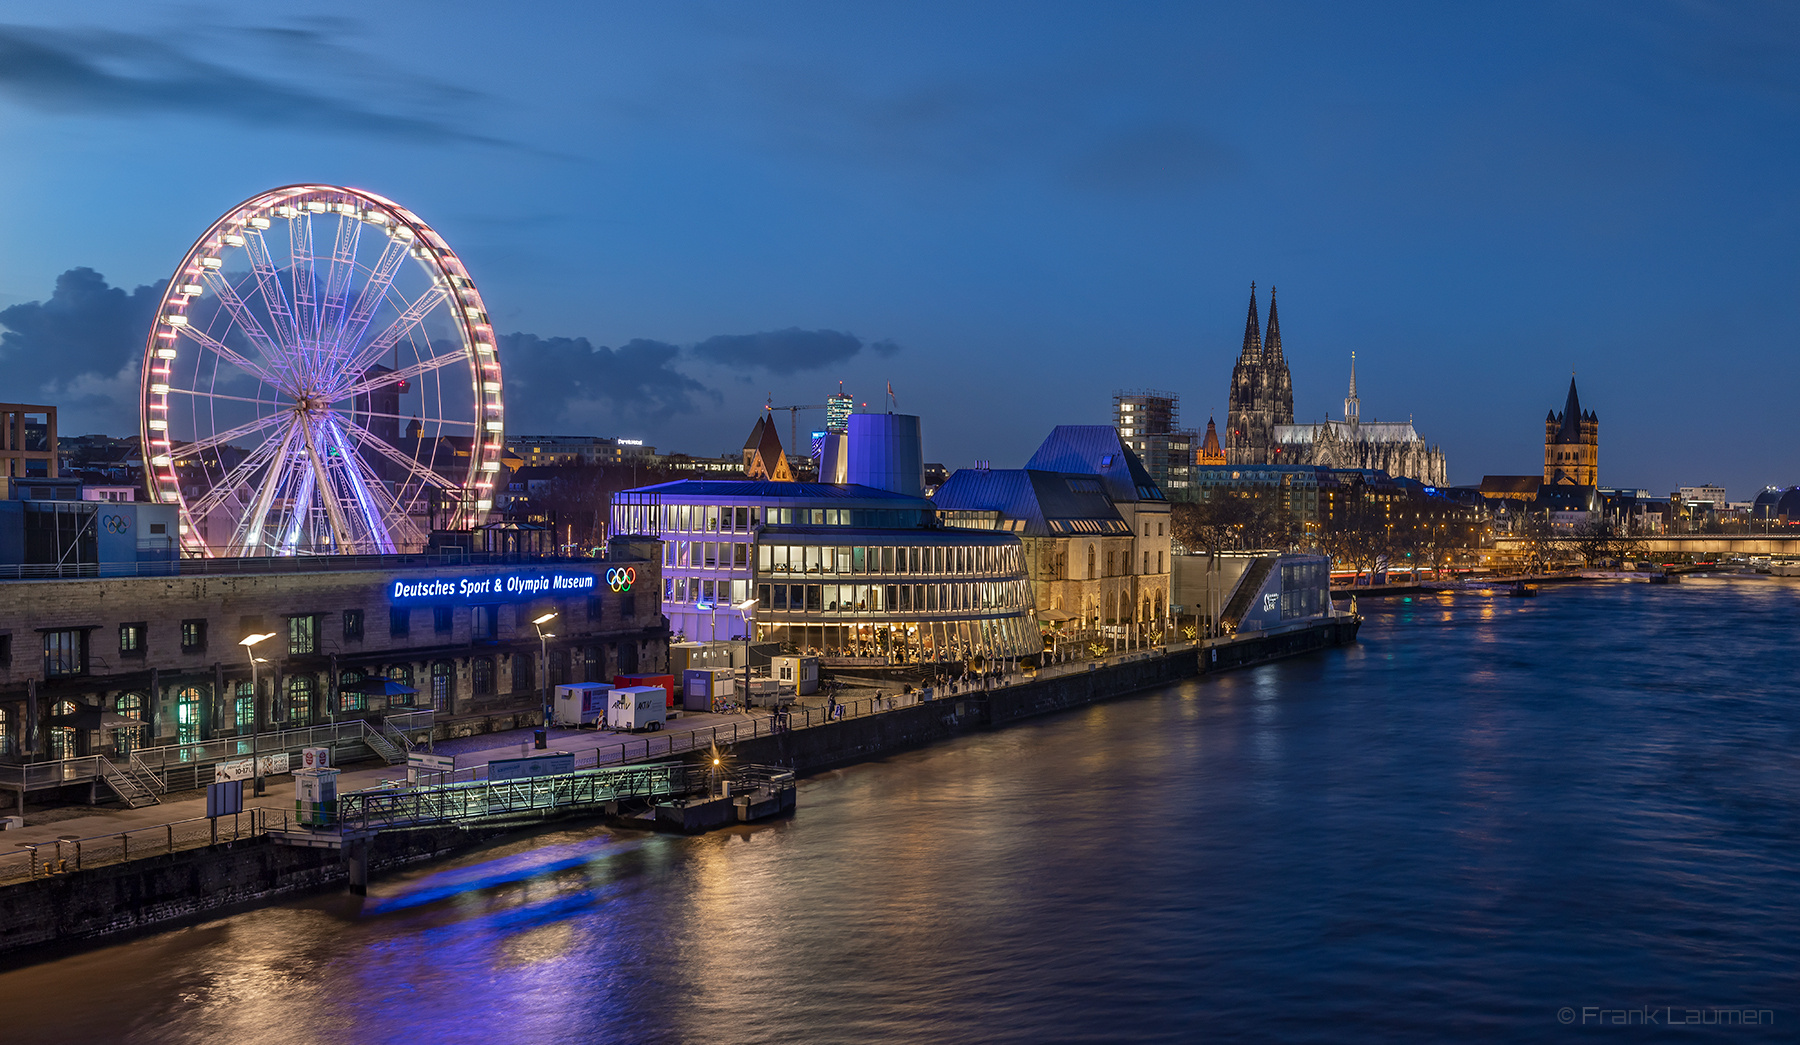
{"left": 1506, "top": 582, "right": 1537, "bottom": 597}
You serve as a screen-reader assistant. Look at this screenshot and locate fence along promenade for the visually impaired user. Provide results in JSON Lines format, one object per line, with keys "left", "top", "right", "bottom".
{"left": 0, "top": 651, "right": 1160, "bottom": 885}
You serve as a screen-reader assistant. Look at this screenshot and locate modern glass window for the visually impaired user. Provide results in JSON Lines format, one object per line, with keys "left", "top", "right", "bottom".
{"left": 44, "top": 629, "right": 85, "bottom": 677}
{"left": 119, "top": 622, "right": 146, "bottom": 655}
{"left": 472, "top": 605, "right": 497, "bottom": 640}
{"left": 181, "top": 619, "right": 207, "bottom": 653}
{"left": 288, "top": 614, "right": 317, "bottom": 656}
{"left": 343, "top": 609, "right": 364, "bottom": 641}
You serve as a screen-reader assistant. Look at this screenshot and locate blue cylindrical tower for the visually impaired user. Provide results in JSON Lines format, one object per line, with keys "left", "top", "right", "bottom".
{"left": 845, "top": 413, "right": 924, "bottom": 498}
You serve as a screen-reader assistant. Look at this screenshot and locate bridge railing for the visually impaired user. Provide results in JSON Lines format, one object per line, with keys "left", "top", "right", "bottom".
{"left": 333, "top": 761, "right": 699, "bottom": 831}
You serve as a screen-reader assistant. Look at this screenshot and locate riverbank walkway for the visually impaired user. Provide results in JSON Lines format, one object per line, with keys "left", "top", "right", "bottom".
{"left": 0, "top": 647, "right": 1135, "bottom": 880}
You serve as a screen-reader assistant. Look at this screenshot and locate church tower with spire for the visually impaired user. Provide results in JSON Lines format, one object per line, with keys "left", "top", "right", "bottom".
{"left": 1225, "top": 283, "right": 1295, "bottom": 465}
{"left": 1263, "top": 286, "right": 1295, "bottom": 428}
{"left": 1544, "top": 376, "right": 1598, "bottom": 486}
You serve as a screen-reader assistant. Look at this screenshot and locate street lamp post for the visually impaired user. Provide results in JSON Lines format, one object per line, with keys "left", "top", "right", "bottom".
{"left": 239, "top": 632, "right": 276, "bottom": 796}
{"left": 733, "top": 598, "right": 758, "bottom": 717}
{"left": 533, "top": 612, "right": 558, "bottom": 734}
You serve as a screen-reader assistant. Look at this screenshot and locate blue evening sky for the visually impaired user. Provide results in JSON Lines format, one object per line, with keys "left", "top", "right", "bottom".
{"left": 0, "top": 1, "right": 1794, "bottom": 498}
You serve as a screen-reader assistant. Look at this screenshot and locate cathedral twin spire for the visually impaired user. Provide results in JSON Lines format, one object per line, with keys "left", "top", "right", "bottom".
{"left": 1225, "top": 282, "right": 1294, "bottom": 465}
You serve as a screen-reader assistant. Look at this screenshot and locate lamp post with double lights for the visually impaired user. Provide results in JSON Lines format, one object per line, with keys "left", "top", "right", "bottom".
{"left": 239, "top": 632, "right": 276, "bottom": 795}
{"left": 733, "top": 597, "right": 757, "bottom": 718}
{"left": 533, "top": 611, "right": 558, "bottom": 734}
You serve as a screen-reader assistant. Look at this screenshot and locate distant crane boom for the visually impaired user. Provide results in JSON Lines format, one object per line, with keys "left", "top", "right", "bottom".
{"left": 764, "top": 400, "right": 826, "bottom": 454}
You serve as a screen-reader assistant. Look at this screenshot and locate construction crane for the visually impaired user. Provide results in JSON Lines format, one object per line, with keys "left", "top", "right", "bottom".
{"left": 764, "top": 397, "right": 826, "bottom": 454}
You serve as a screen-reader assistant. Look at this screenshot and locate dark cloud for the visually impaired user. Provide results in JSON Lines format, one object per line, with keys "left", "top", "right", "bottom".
{"left": 497, "top": 332, "right": 717, "bottom": 429}
{"left": 0, "top": 24, "right": 508, "bottom": 147}
{"left": 691, "top": 327, "right": 901, "bottom": 375}
{"left": 0, "top": 267, "right": 161, "bottom": 429}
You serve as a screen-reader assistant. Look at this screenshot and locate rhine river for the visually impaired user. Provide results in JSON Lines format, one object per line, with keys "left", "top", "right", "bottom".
{"left": 4, "top": 579, "right": 1797, "bottom": 1042}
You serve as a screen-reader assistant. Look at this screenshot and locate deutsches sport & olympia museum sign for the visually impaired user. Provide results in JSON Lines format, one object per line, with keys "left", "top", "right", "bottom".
{"left": 391, "top": 571, "right": 598, "bottom": 603}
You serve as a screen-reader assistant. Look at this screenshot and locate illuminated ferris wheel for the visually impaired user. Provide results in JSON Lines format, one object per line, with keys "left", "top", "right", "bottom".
{"left": 140, "top": 185, "right": 504, "bottom": 557}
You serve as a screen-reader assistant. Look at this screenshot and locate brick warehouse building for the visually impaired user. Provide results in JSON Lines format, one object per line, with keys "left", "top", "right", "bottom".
{"left": 0, "top": 541, "right": 665, "bottom": 766}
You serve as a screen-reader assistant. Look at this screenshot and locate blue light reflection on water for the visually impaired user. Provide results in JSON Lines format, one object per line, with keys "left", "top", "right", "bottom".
{"left": 3, "top": 579, "right": 1798, "bottom": 1043}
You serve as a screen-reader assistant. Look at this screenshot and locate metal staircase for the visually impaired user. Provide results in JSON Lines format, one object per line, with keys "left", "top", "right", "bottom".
{"left": 100, "top": 759, "right": 161, "bottom": 808}
{"left": 1219, "top": 556, "right": 1278, "bottom": 633}
{"left": 360, "top": 726, "right": 406, "bottom": 765}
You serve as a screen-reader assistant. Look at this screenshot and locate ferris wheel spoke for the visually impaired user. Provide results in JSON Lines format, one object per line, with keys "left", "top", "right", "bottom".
{"left": 336, "top": 236, "right": 410, "bottom": 359}
{"left": 319, "top": 214, "right": 362, "bottom": 355}
{"left": 288, "top": 212, "right": 321, "bottom": 352}
{"left": 188, "top": 419, "right": 296, "bottom": 525}
{"left": 343, "top": 285, "right": 449, "bottom": 377}
{"left": 234, "top": 423, "right": 306, "bottom": 554}
{"left": 165, "top": 387, "right": 287, "bottom": 409}
{"left": 335, "top": 412, "right": 466, "bottom": 491}
{"left": 328, "top": 351, "right": 462, "bottom": 403}
{"left": 322, "top": 417, "right": 399, "bottom": 554}
{"left": 166, "top": 410, "right": 287, "bottom": 462}
{"left": 200, "top": 272, "right": 289, "bottom": 378}
{"left": 172, "top": 324, "right": 287, "bottom": 389}
{"left": 347, "top": 409, "right": 477, "bottom": 427}
{"left": 273, "top": 464, "right": 318, "bottom": 554}
{"left": 296, "top": 414, "right": 361, "bottom": 552}
{"left": 243, "top": 229, "right": 304, "bottom": 352}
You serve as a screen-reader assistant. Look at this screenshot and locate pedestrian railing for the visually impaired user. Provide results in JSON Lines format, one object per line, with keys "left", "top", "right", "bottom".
{"left": 0, "top": 655, "right": 1161, "bottom": 885}
{"left": 3, "top": 712, "right": 438, "bottom": 796}
{"left": 0, "top": 810, "right": 266, "bottom": 886}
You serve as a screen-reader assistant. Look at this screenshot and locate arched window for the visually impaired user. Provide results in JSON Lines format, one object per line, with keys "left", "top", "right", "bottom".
{"left": 1087, "top": 544, "right": 1096, "bottom": 580}
{"left": 235, "top": 681, "right": 255, "bottom": 734}
{"left": 515, "top": 652, "right": 535, "bottom": 694}
{"left": 176, "top": 687, "right": 205, "bottom": 744}
{"left": 472, "top": 657, "right": 495, "bottom": 697}
{"left": 430, "top": 661, "right": 453, "bottom": 712}
{"left": 286, "top": 675, "right": 314, "bottom": 727}
{"left": 0, "top": 706, "right": 10, "bottom": 756}
{"left": 340, "top": 670, "right": 365, "bottom": 712}
{"left": 114, "top": 692, "right": 147, "bottom": 755}
{"left": 550, "top": 649, "right": 569, "bottom": 687}
{"left": 388, "top": 665, "right": 415, "bottom": 708}
{"left": 49, "top": 701, "right": 80, "bottom": 760}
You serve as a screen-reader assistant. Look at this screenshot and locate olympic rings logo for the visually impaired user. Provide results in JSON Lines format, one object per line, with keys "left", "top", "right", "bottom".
{"left": 102, "top": 515, "right": 130, "bottom": 534}
{"left": 606, "top": 567, "right": 636, "bottom": 592}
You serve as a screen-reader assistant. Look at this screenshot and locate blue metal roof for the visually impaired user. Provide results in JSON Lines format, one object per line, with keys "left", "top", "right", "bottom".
{"left": 933, "top": 468, "right": 1131, "bottom": 536}
{"left": 1024, "top": 425, "right": 1166, "bottom": 503}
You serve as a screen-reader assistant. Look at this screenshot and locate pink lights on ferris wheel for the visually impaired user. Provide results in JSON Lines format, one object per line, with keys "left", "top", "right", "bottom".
{"left": 140, "top": 184, "right": 505, "bottom": 557}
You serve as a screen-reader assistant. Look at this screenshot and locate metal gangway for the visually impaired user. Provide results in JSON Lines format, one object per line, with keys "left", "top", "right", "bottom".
{"left": 304, "top": 761, "right": 704, "bottom": 836}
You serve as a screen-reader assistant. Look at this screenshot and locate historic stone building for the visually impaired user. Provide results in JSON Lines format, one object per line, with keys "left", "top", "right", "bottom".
{"left": 1223, "top": 287, "right": 1447, "bottom": 486}
{"left": 1225, "top": 284, "right": 1294, "bottom": 466}
{"left": 1544, "top": 377, "right": 1598, "bottom": 486}
{"left": 1271, "top": 354, "right": 1449, "bottom": 487}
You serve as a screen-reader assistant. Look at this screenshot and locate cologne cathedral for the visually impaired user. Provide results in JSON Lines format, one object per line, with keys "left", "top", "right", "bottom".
{"left": 1225, "top": 284, "right": 1448, "bottom": 487}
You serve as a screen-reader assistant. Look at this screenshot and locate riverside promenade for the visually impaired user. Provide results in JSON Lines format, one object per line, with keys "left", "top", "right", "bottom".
{"left": 0, "top": 660, "right": 1072, "bottom": 877}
